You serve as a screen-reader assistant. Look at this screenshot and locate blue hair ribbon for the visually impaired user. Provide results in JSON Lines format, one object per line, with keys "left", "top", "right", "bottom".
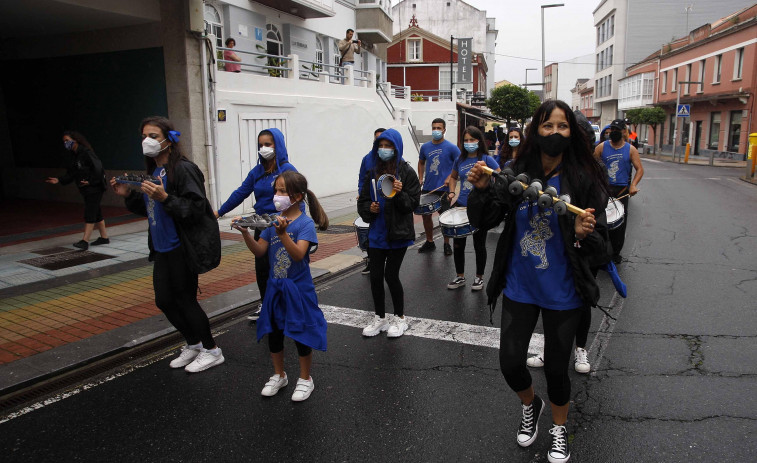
{"left": 168, "top": 130, "right": 181, "bottom": 143}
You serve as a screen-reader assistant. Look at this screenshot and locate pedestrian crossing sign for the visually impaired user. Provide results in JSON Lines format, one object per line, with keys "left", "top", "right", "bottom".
{"left": 676, "top": 104, "right": 691, "bottom": 117}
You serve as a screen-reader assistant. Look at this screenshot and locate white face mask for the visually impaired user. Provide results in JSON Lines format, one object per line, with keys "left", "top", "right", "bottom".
{"left": 259, "top": 146, "right": 275, "bottom": 160}
{"left": 142, "top": 137, "right": 168, "bottom": 158}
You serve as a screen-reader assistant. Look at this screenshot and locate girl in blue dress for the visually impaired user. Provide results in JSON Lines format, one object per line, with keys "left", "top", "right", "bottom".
{"left": 232, "top": 171, "right": 329, "bottom": 402}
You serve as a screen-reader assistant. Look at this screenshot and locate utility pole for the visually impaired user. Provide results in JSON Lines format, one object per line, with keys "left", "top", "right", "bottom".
{"left": 450, "top": 35, "right": 454, "bottom": 101}
{"left": 672, "top": 80, "right": 702, "bottom": 162}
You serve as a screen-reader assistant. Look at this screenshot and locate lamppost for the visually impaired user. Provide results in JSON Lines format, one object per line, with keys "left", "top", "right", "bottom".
{"left": 672, "top": 80, "right": 703, "bottom": 162}
{"left": 541, "top": 4, "right": 564, "bottom": 99}
{"left": 524, "top": 68, "right": 537, "bottom": 87}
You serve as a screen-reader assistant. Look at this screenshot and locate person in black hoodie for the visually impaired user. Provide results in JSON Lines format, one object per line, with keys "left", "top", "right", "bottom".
{"left": 466, "top": 100, "right": 609, "bottom": 463}
{"left": 111, "top": 116, "right": 223, "bottom": 373}
{"left": 357, "top": 128, "right": 420, "bottom": 338}
{"left": 46, "top": 131, "right": 109, "bottom": 250}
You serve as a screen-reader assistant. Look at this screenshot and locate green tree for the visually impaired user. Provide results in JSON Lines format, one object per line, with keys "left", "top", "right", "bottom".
{"left": 486, "top": 85, "right": 540, "bottom": 127}
{"left": 625, "top": 108, "right": 645, "bottom": 130}
{"left": 641, "top": 107, "right": 667, "bottom": 154}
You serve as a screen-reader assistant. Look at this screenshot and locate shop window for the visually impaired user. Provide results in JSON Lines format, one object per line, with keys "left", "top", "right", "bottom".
{"left": 708, "top": 112, "right": 720, "bottom": 150}
{"left": 727, "top": 111, "right": 742, "bottom": 152}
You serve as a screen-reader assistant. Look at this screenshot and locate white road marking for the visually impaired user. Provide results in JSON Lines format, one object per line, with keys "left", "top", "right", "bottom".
{"left": 642, "top": 158, "right": 663, "bottom": 163}
{"left": 320, "top": 304, "right": 544, "bottom": 352}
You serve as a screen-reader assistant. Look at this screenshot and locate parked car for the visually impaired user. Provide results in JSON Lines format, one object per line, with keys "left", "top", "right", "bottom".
{"left": 591, "top": 124, "right": 600, "bottom": 144}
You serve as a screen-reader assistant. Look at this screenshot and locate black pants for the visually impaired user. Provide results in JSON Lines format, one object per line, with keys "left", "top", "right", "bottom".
{"left": 81, "top": 189, "right": 104, "bottom": 224}
{"left": 453, "top": 229, "right": 487, "bottom": 275}
{"left": 575, "top": 306, "right": 591, "bottom": 349}
{"left": 499, "top": 296, "right": 582, "bottom": 406}
{"left": 368, "top": 247, "right": 407, "bottom": 317}
{"left": 268, "top": 329, "right": 312, "bottom": 357}
{"left": 153, "top": 247, "right": 215, "bottom": 349}
{"left": 254, "top": 228, "right": 270, "bottom": 299}
{"left": 608, "top": 184, "right": 630, "bottom": 257}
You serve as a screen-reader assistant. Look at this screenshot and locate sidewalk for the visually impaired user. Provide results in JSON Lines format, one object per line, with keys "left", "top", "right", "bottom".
{"left": 0, "top": 191, "right": 404, "bottom": 394}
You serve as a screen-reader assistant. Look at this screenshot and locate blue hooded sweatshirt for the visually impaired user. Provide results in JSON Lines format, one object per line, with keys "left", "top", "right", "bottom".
{"left": 596, "top": 124, "right": 611, "bottom": 146}
{"left": 358, "top": 128, "right": 420, "bottom": 249}
{"left": 218, "top": 127, "right": 298, "bottom": 216}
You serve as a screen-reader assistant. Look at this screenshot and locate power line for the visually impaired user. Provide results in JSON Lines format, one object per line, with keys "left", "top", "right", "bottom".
{"left": 492, "top": 51, "right": 646, "bottom": 67}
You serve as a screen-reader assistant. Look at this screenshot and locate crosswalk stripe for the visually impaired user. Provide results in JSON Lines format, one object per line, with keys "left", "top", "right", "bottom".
{"left": 320, "top": 304, "right": 544, "bottom": 353}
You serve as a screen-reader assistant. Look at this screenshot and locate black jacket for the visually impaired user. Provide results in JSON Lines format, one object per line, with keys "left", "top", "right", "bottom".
{"left": 468, "top": 167, "right": 609, "bottom": 316}
{"left": 125, "top": 158, "right": 221, "bottom": 274}
{"left": 59, "top": 146, "right": 106, "bottom": 193}
{"left": 357, "top": 161, "right": 421, "bottom": 242}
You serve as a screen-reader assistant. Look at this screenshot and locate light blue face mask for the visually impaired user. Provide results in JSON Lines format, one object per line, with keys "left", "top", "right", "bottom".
{"left": 463, "top": 142, "right": 478, "bottom": 153}
{"left": 378, "top": 148, "right": 395, "bottom": 161}
{"left": 432, "top": 130, "right": 443, "bottom": 141}
{"left": 508, "top": 139, "right": 520, "bottom": 147}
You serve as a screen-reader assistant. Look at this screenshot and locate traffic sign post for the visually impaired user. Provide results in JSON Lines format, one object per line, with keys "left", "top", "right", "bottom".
{"left": 676, "top": 104, "right": 691, "bottom": 117}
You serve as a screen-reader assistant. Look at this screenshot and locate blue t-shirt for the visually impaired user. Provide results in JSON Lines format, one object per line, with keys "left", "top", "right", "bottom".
{"left": 419, "top": 140, "right": 458, "bottom": 192}
{"left": 600, "top": 141, "right": 632, "bottom": 186}
{"left": 261, "top": 214, "right": 318, "bottom": 279}
{"left": 452, "top": 154, "right": 499, "bottom": 206}
{"left": 144, "top": 166, "right": 180, "bottom": 253}
{"left": 503, "top": 176, "right": 583, "bottom": 310}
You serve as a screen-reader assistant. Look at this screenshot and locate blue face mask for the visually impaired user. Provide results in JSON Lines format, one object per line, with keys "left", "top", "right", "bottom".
{"left": 508, "top": 139, "right": 520, "bottom": 147}
{"left": 432, "top": 130, "right": 443, "bottom": 141}
{"left": 378, "top": 148, "right": 395, "bottom": 161}
{"left": 463, "top": 142, "right": 478, "bottom": 153}
{"left": 64, "top": 139, "right": 75, "bottom": 151}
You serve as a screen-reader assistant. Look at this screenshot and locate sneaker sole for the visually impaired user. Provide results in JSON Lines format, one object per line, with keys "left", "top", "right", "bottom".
{"left": 574, "top": 364, "right": 590, "bottom": 374}
{"left": 447, "top": 284, "right": 465, "bottom": 289}
{"left": 386, "top": 325, "right": 408, "bottom": 338}
{"left": 262, "top": 380, "right": 289, "bottom": 396}
{"left": 169, "top": 357, "right": 199, "bottom": 369}
{"left": 517, "top": 397, "right": 545, "bottom": 448}
{"left": 362, "top": 325, "right": 389, "bottom": 337}
{"left": 471, "top": 286, "right": 484, "bottom": 291}
{"left": 548, "top": 451, "right": 571, "bottom": 463}
{"left": 184, "top": 355, "right": 225, "bottom": 373}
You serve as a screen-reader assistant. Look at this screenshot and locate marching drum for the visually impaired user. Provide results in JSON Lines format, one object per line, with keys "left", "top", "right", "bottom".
{"left": 378, "top": 174, "right": 397, "bottom": 198}
{"left": 439, "top": 208, "right": 477, "bottom": 238}
{"left": 353, "top": 217, "right": 370, "bottom": 252}
{"left": 605, "top": 198, "right": 625, "bottom": 230}
{"left": 414, "top": 192, "right": 442, "bottom": 215}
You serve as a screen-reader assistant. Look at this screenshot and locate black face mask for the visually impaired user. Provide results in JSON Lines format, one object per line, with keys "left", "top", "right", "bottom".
{"left": 536, "top": 133, "right": 570, "bottom": 158}
{"left": 609, "top": 130, "right": 623, "bottom": 143}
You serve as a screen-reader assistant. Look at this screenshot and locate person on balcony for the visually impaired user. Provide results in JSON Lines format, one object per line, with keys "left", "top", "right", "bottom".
{"left": 224, "top": 38, "right": 242, "bottom": 73}
{"left": 338, "top": 29, "right": 361, "bottom": 67}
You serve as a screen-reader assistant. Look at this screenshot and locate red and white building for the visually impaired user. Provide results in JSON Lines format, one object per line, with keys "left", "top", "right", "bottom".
{"left": 386, "top": 25, "right": 488, "bottom": 102}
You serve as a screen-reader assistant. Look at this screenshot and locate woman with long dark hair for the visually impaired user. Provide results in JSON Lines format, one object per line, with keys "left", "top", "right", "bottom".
{"left": 445, "top": 126, "right": 500, "bottom": 291}
{"left": 467, "top": 100, "right": 609, "bottom": 463}
{"left": 357, "top": 128, "right": 420, "bottom": 338}
{"left": 111, "top": 116, "right": 223, "bottom": 373}
{"left": 215, "top": 128, "right": 299, "bottom": 320}
{"left": 46, "top": 131, "right": 109, "bottom": 250}
{"left": 498, "top": 126, "right": 524, "bottom": 169}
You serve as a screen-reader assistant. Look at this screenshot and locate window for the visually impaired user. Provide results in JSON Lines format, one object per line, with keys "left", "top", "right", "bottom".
{"left": 315, "top": 37, "right": 323, "bottom": 73}
{"left": 596, "top": 14, "right": 615, "bottom": 45}
{"left": 662, "top": 71, "right": 667, "bottom": 94}
{"left": 408, "top": 38, "right": 422, "bottom": 62}
{"left": 714, "top": 54, "right": 722, "bottom": 83}
{"left": 609, "top": 15, "right": 614, "bottom": 37}
{"left": 333, "top": 41, "right": 340, "bottom": 68}
{"left": 204, "top": 4, "right": 223, "bottom": 49}
{"left": 266, "top": 24, "right": 282, "bottom": 56}
{"left": 709, "top": 112, "right": 720, "bottom": 150}
{"left": 672, "top": 68, "right": 678, "bottom": 92}
{"left": 684, "top": 64, "right": 691, "bottom": 94}
{"left": 728, "top": 111, "right": 742, "bottom": 152}
{"left": 608, "top": 45, "right": 613, "bottom": 66}
{"left": 669, "top": 114, "right": 676, "bottom": 144}
{"left": 698, "top": 60, "right": 705, "bottom": 92}
{"left": 734, "top": 48, "right": 744, "bottom": 80}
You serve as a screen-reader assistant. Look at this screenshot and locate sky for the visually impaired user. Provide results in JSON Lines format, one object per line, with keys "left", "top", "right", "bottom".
{"left": 390, "top": 0, "right": 599, "bottom": 87}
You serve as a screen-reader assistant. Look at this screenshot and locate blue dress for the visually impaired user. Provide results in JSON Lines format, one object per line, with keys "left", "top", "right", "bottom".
{"left": 256, "top": 214, "right": 327, "bottom": 351}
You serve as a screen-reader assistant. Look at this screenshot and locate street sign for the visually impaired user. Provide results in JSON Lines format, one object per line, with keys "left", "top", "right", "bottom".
{"left": 677, "top": 104, "right": 691, "bottom": 117}
{"left": 457, "top": 38, "right": 473, "bottom": 84}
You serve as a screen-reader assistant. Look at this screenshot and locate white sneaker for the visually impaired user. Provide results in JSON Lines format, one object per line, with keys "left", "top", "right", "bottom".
{"left": 526, "top": 354, "right": 545, "bottom": 368}
{"left": 362, "top": 315, "right": 390, "bottom": 337}
{"left": 387, "top": 316, "right": 408, "bottom": 338}
{"left": 291, "top": 377, "right": 314, "bottom": 402}
{"left": 184, "top": 347, "right": 225, "bottom": 373}
{"left": 574, "top": 347, "right": 590, "bottom": 374}
{"left": 261, "top": 373, "right": 288, "bottom": 396}
{"left": 169, "top": 344, "right": 201, "bottom": 368}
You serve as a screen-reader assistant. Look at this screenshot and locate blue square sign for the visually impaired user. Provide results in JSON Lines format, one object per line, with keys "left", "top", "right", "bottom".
{"left": 676, "top": 104, "right": 691, "bottom": 117}
{"left": 255, "top": 27, "right": 263, "bottom": 41}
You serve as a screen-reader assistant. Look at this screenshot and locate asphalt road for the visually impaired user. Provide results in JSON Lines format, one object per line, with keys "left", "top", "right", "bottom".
{"left": 1, "top": 160, "right": 755, "bottom": 462}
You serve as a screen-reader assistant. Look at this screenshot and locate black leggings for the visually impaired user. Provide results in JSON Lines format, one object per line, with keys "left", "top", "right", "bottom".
{"left": 268, "top": 329, "right": 312, "bottom": 357}
{"left": 575, "top": 306, "right": 591, "bottom": 349}
{"left": 254, "top": 228, "right": 270, "bottom": 299}
{"left": 153, "top": 247, "right": 215, "bottom": 349}
{"left": 453, "top": 229, "right": 487, "bottom": 275}
{"left": 368, "top": 247, "right": 407, "bottom": 317}
{"left": 608, "top": 184, "right": 630, "bottom": 257}
{"left": 499, "top": 296, "right": 582, "bottom": 406}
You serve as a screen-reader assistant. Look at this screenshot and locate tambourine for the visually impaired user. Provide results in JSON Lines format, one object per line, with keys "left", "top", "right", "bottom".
{"left": 232, "top": 213, "right": 277, "bottom": 230}
{"left": 115, "top": 174, "right": 161, "bottom": 186}
{"left": 378, "top": 174, "right": 398, "bottom": 198}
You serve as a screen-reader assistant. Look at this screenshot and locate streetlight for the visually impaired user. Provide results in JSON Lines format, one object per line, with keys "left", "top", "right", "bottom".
{"left": 672, "top": 80, "right": 703, "bottom": 162}
{"left": 524, "top": 68, "right": 537, "bottom": 87}
{"left": 541, "top": 4, "right": 564, "bottom": 100}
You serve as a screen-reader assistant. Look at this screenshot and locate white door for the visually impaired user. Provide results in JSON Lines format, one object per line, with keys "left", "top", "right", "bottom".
{"left": 238, "top": 113, "right": 288, "bottom": 213}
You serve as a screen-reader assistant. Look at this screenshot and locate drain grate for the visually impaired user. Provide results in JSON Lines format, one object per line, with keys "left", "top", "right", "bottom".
{"left": 20, "top": 249, "right": 112, "bottom": 270}
{"left": 318, "top": 224, "right": 355, "bottom": 235}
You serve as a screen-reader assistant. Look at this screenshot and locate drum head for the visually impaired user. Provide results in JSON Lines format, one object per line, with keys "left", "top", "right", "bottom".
{"left": 439, "top": 208, "right": 469, "bottom": 226}
{"left": 605, "top": 199, "right": 625, "bottom": 222}
{"left": 419, "top": 193, "right": 441, "bottom": 205}
{"left": 354, "top": 217, "right": 369, "bottom": 228}
{"left": 379, "top": 174, "right": 396, "bottom": 198}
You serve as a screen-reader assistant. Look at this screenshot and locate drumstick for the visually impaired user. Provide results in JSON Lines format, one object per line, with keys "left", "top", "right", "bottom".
{"left": 614, "top": 192, "right": 634, "bottom": 201}
{"left": 371, "top": 179, "right": 378, "bottom": 202}
{"left": 424, "top": 184, "right": 447, "bottom": 195}
{"left": 478, "top": 165, "right": 588, "bottom": 216}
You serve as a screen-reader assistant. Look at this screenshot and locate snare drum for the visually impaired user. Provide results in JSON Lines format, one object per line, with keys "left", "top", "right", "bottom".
{"left": 378, "top": 174, "right": 397, "bottom": 198}
{"left": 414, "top": 192, "right": 442, "bottom": 215}
{"left": 353, "top": 217, "right": 370, "bottom": 251}
{"left": 605, "top": 198, "right": 625, "bottom": 230}
{"left": 439, "top": 208, "right": 477, "bottom": 238}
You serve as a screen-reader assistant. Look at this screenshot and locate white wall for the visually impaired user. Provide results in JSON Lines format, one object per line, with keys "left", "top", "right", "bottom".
{"left": 213, "top": 71, "right": 455, "bottom": 215}
{"left": 556, "top": 54, "right": 595, "bottom": 103}
{"left": 410, "top": 101, "right": 458, "bottom": 145}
